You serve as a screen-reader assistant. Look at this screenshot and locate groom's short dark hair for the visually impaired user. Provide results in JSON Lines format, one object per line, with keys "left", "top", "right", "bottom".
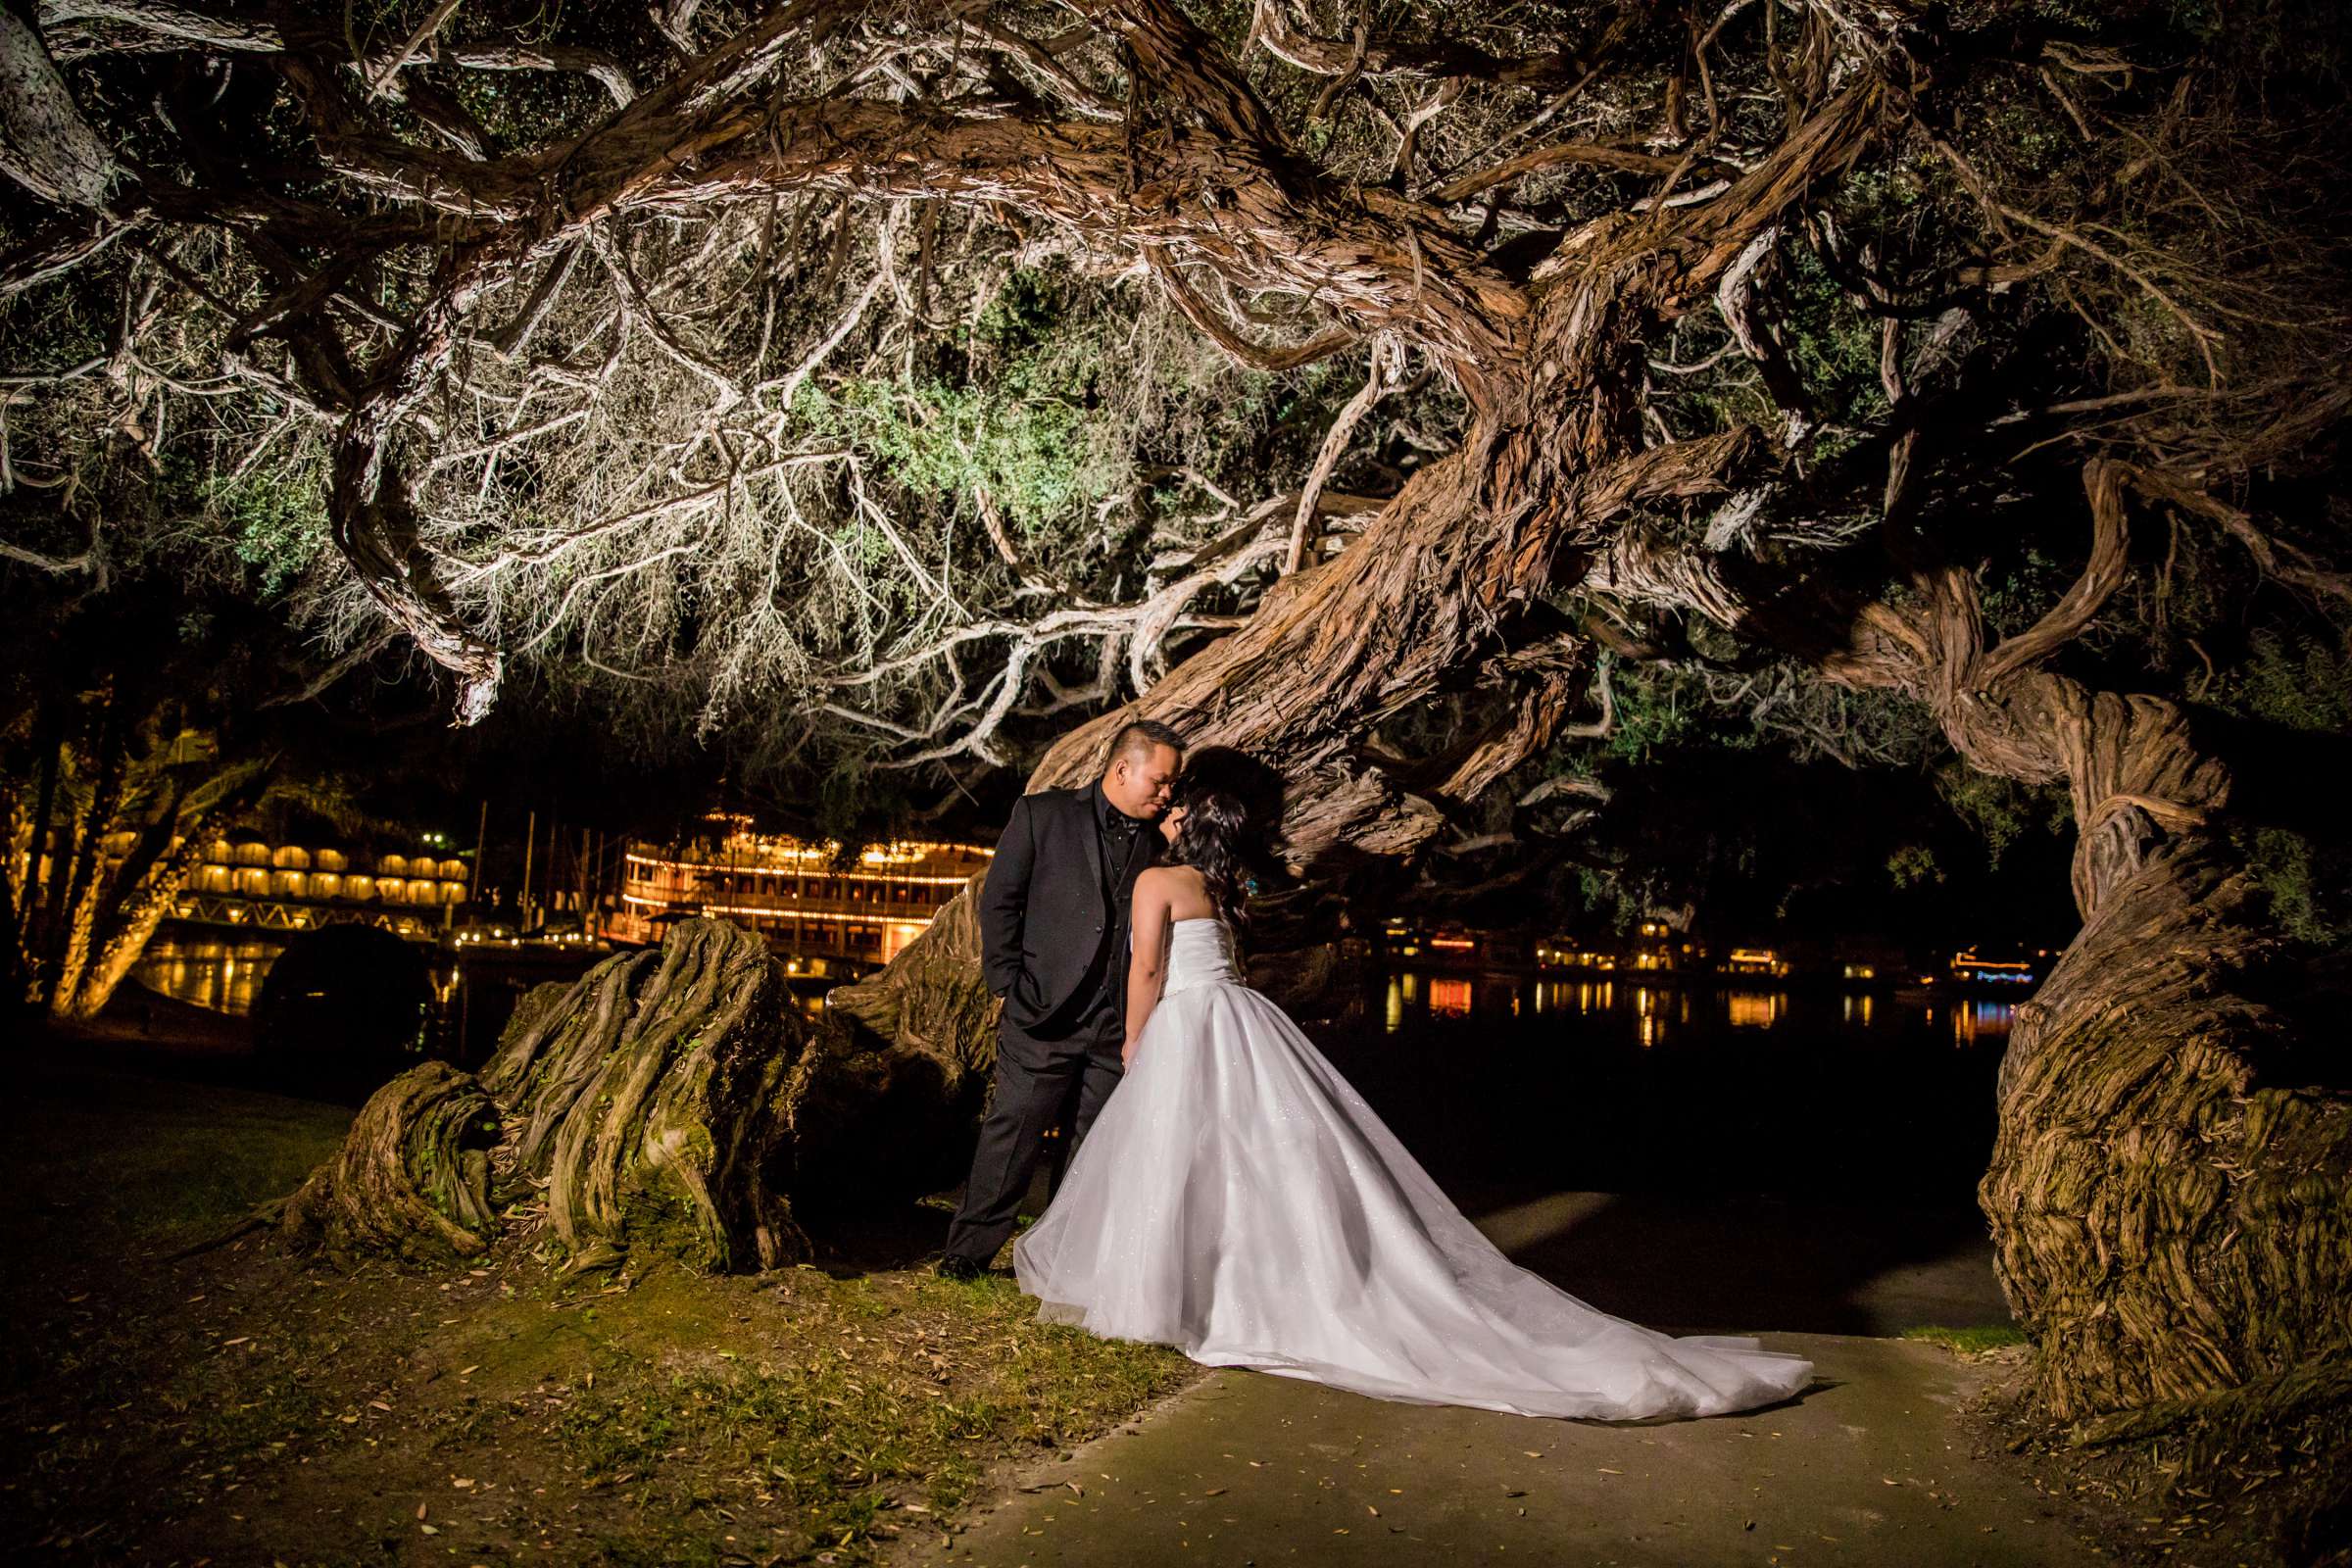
{"left": 1108, "top": 718, "right": 1186, "bottom": 765}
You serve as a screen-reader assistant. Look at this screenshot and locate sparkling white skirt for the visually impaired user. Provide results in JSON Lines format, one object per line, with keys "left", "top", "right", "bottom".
{"left": 1013, "top": 932, "right": 1815, "bottom": 1421}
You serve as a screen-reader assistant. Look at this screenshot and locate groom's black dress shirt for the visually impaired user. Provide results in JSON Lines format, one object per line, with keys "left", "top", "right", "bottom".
{"left": 977, "top": 780, "right": 1159, "bottom": 1043}
{"left": 1073, "top": 780, "right": 1152, "bottom": 1034}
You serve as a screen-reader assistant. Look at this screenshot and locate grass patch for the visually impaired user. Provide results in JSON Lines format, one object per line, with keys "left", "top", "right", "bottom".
{"left": 0, "top": 1046, "right": 1197, "bottom": 1567}
{"left": 1901, "top": 1323, "right": 2029, "bottom": 1355}
{"left": 545, "top": 1269, "right": 1191, "bottom": 1557}
{"left": 6, "top": 1061, "right": 350, "bottom": 1250}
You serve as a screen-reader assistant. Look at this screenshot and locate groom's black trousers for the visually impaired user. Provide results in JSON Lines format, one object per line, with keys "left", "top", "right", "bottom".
{"left": 943, "top": 1003, "right": 1123, "bottom": 1269}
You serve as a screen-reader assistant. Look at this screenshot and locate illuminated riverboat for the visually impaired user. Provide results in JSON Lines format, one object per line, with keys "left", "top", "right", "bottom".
{"left": 604, "top": 820, "right": 992, "bottom": 977}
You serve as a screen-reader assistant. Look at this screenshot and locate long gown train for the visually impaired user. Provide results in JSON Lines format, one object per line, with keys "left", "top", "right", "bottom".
{"left": 1012, "top": 916, "right": 1815, "bottom": 1421}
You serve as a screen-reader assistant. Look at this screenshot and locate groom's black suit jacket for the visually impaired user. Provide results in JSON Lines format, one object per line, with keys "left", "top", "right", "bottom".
{"left": 978, "top": 784, "right": 1160, "bottom": 1039}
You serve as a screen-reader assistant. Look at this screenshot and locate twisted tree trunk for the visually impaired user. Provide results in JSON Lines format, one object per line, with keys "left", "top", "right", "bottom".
{"left": 1985, "top": 835, "right": 2351, "bottom": 1418}
{"left": 272, "top": 915, "right": 996, "bottom": 1273}
{"left": 277, "top": 1061, "right": 500, "bottom": 1266}
{"left": 480, "top": 918, "right": 810, "bottom": 1271}
{"left": 1601, "top": 466, "right": 2352, "bottom": 1424}
{"left": 1966, "top": 687, "right": 2352, "bottom": 1421}
{"left": 1848, "top": 509, "right": 2351, "bottom": 1423}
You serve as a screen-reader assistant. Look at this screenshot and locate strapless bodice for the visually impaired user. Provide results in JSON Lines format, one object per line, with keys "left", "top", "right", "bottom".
{"left": 1162, "top": 916, "right": 1240, "bottom": 996}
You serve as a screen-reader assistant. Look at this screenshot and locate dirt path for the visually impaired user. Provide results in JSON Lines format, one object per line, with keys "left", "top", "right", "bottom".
{"left": 903, "top": 1334, "right": 2121, "bottom": 1568}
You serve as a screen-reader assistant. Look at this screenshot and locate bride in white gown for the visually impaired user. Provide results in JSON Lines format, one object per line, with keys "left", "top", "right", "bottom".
{"left": 1013, "top": 774, "right": 1815, "bottom": 1422}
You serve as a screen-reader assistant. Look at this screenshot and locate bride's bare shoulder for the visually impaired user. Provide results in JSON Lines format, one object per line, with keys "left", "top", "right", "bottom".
{"left": 1137, "top": 862, "right": 1216, "bottom": 922}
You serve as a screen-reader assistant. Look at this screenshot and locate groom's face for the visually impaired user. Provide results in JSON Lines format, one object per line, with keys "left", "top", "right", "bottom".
{"left": 1104, "top": 744, "right": 1183, "bottom": 819}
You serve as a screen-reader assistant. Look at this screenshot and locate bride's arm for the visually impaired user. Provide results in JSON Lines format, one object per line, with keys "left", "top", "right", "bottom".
{"left": 1122, "top": 870, "right": 1173, "bottom": 1067}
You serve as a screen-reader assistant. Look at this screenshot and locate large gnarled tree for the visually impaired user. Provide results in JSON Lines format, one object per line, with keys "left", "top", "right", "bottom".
{"left": 6, "top": 0, "right": 2348, "bottom": 1525}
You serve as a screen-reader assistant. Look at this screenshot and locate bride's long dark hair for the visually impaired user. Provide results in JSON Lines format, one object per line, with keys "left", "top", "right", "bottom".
{"left": 1163, "top": 749, "right": 1284, "bottom": 931}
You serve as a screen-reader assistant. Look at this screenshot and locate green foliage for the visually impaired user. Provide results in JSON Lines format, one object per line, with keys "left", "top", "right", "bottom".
{"left": 2234, "top": 823, "right": 2352, "bottom": 950}
{"left": 1886, "top": 842, "right": 1946, "bottom": 888}
{"left": 1934, "top": 762, "right": 2073, "bottom": 871}
{"left": 791, "top": 266, "right": 1167, "bottom": 540}
{"left": 969, "top": 265, "right": 1074, "bottom": 359}
{"left": 807, "top": 373, "right": 1126, "bottom": 538}
{"left": 205, "top": 462, "right": 332, "bottom": 599}
{"left": 1983, "top": 95, "right": 2075, "bottom": 180}
{"left": 1598, "top": 663, "right": 1706, "bottom": 763}
{"left": 2212, "top": 630, "right": 2352, "bottom": 733}
{"left": 1974, "top": 546, "right": 2082, "bottom": 643}
{"left": 1778, "top": 240, "right": 1889, "bottom": 427}
{"left": 448, "top": 61, "right": 612, "bottom": 153}
{"left": 1574, "top": 863, "right": 1644, "bottom": 930}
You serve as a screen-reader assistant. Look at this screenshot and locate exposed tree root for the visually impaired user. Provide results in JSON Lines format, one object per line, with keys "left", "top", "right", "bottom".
{"left": 480, "top": 918, "right": 809, "bottom": 1272}
{"left": 1986, "top": 1346, "right": 2352, "bottom": 1565}
{"left": 257, "top": 917, "right": 975, "bottom": 1275}
{"left": 275, "top": 1061, "right": 501, "bottom": 1266}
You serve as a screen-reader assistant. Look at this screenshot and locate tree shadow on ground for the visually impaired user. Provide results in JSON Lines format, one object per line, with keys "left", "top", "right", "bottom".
{"left": 1461, "top": 1185, "right": 2008, "bottom": 1338}
{"left": 808, "top": 1173, "right": 2008, "bottom": 1344}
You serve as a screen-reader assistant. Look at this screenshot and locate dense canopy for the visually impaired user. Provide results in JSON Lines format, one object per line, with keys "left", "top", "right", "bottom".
{"left": 5, "top": 1, "right": 2337, "bottom": 821}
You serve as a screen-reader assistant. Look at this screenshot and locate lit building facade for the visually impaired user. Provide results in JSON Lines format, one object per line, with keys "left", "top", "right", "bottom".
{"left": 169, "top": 836, "right": 470, "bottom": 937}
{"left": 605, "top": 823, "right": 991, "bottom": 975}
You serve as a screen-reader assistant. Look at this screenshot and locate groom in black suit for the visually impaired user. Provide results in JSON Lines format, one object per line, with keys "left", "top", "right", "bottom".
{"left": 936, "top": 718, "right": 1186, "bottom": 1277}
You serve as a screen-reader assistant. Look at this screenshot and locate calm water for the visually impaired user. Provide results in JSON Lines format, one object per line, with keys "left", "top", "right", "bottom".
{"left": 1326, "top": 969, "right": 2017, "bottom": 1204}
{"left": 130, "top": 940, "right": 2018, "bottom": 1203}
{"left": 131, "top": 936, "right": 284, "bottom": 1015}
{"left": 132, "top": 933, "right": 529, "bottom": 1059}
{"left": 1380, "top": 969, "right": 2016, "bottom": 1049}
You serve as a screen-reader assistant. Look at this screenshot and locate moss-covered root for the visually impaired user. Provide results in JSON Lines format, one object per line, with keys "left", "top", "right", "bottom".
{"left": 2064, "top": 1348, "right": 2352, "bottom": 1562}
{"left": 494, "top": 918, "right": 812, "bottom": 1274}
{"left": 278, "top": 1061, "right": 501, "bottom": 1266}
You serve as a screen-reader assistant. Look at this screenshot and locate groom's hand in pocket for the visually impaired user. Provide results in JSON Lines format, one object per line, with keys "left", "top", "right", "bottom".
{"left": 1005, "top": 967, "right": 1046, "bottom": 1027}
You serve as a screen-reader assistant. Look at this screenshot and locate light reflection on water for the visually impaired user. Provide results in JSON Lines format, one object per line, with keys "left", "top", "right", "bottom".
{"left": 136, "top": 942, "right": 2016, "bottom": 1054}
{"left": 1383, "top": 969, "right": 2011, "bottom": 1050}
{"left": 1342, "top": 969, "right": 2025, "bottom": 1200}
{"left": 134, "top": 936, "right": 466, "bottom": 1023}
{"left": 132, "top": 937, "right": 284, "bottom": 1016}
